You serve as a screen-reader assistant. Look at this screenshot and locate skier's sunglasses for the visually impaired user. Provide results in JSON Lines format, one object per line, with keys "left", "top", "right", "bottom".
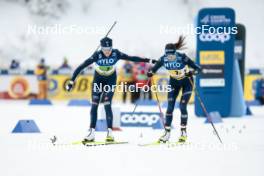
{"left": 101, "top": 47, "right": 112, "bottom": 52}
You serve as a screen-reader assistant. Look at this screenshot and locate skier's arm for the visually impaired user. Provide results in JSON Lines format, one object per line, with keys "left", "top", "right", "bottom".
{"left": 183, "top": 54, "right": 201, "bottom": 73}
{"left": 66, "top": 54, "right": 97, "bottom": 92}
{"left": 147, "top": 58, "right": 163, "bottom": 77}
{"left": 118, "top": 50, "right": 155, "bottom": 63}
{"left": 71, "top": 53, "right": 97, "bottom": 82}
{"left": 151, "top": 58, "right": 163, "bottom": 73}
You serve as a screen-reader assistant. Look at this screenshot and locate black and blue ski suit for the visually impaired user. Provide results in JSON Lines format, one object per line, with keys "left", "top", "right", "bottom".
{"left": 150, "top": 52, "right": 201, "bottom": 127}
{"left": 71, "top": 49, "right": 152, "bottom": 129}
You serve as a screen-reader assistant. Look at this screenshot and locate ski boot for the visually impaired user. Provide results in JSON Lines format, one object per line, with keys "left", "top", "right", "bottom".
{"left": 158, "top": 126, "right": 171, "bottom": 143}
{"left": 106, "top": 128, "right": 115, "bottom": 142}
{"left": 82, "top": 128, "right": 95, "bottom": 144}
{"left": 178, "top": 126, "right": 187, "bottom": 143}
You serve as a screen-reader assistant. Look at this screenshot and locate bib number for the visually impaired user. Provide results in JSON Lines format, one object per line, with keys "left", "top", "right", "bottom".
{"left": 169, "top": 67, "right": 188, "bottom": 79}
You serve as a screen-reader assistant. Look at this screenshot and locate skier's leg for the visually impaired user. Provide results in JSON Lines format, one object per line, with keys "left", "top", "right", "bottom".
{"left": 102, "top": 91, "right": 115, "bottom": 142}
{"left": 179, "top": 77, "right": 193, "bottom": 126}
{"left": 102, "top": 72, "right": 117, "bottom": 142}
{"left": 83, "top": 92, "right": 101, "bottom": 143}
{"left": 83, "top": 75, "right": 102, "bottom": 143}
{"left": 165, "top": 79, "right": 180, "bottom": 127}
{"left": 90, "top": 91, "right": 101, "bottom": 129}
{"left": 178, "top": 77, "right": 193, "bottom": 142}
{"left": 159, "top": 78, "right": 180, "bottom": 142}
{"left": 103, "top": 91, "right": 114, "bottom": 129}
{"left": 102, "top": 73, "right": 116, "bottom": 129}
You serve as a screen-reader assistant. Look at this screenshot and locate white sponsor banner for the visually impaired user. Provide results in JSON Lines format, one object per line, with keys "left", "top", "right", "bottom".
{"left": 200, "top": 78, "right": 225, "bottom": 87}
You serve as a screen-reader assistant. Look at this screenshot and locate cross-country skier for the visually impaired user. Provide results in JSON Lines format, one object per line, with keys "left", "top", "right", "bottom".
{"left": 147, "top": 36, "right": 201, "bottom": 143}
{"left": 66, "top": 37, "right": 155, "bottom": 143}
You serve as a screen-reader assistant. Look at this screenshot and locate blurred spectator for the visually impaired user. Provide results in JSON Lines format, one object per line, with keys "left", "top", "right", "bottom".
{"left": 9, "top": 59, "right": 21, "bottom": 74}
{"left": 119, "top": 61, "right": 135, "bottom": 103}
{"left": 58, "top": 57, "right": 72, "bottom": 74}
{"left": 59, "top": 57, "right": 71, "bottom": 69}
{"left": 9, "top": 59, "right": 20, "bottom": 70}
{"left": 35, "top": 58, "right": 48, "bottom": 99}
{"left": 132, "top": 62, "right": 152, "bottom": 103}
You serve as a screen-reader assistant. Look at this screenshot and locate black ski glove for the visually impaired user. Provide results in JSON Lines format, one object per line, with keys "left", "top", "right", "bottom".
{"left": 65, "top": 80, "right": 74, "bottom": 92}
{"left": 147, "top": 59, "right": 157, "bottom": 64}
{"left": 147, "top": 71, "right": 154, "bottom": 77}
{"left": 185, "top": 69, "right": 199, "bottom": 77}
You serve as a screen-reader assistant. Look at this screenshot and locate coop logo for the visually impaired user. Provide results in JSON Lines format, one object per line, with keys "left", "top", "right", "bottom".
{"left": 199, "top": 33, "right": 230, "bottom": 43}
{"left": 121, "top": 112, "right": 160, "bottom": 127}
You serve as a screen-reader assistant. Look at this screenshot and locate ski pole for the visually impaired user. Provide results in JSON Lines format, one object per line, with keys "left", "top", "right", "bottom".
{"left": 130, "top": 79, "right": 151, "bottom": 115}
{"left": 188, "top": 77, "right": 223, "bottom": 144}
{"left": 130, "top": 75, "right": 165, "bottom": 127}
{"left": 93, "top": 21, "right": 117, "bottom": 53}
{"left": 151, "top": 77, "right": 165, "bottom": 127}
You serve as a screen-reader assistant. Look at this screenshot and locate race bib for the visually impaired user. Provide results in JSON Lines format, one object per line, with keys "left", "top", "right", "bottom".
{"left": 94, "top": 64, "right": 115, "bottom": 76}
{"left": 168, "top": 66, "right": 189, "bottom": 80}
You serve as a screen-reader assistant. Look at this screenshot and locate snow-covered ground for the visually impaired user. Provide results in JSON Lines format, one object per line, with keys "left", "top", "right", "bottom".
{"left": 0, "top": 100, "right": 263, "bottom": 176}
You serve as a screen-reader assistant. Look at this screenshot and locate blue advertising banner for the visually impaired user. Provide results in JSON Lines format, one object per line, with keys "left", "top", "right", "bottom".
{"left": 196, "top": 8, "right": 236, "bottom": 117}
